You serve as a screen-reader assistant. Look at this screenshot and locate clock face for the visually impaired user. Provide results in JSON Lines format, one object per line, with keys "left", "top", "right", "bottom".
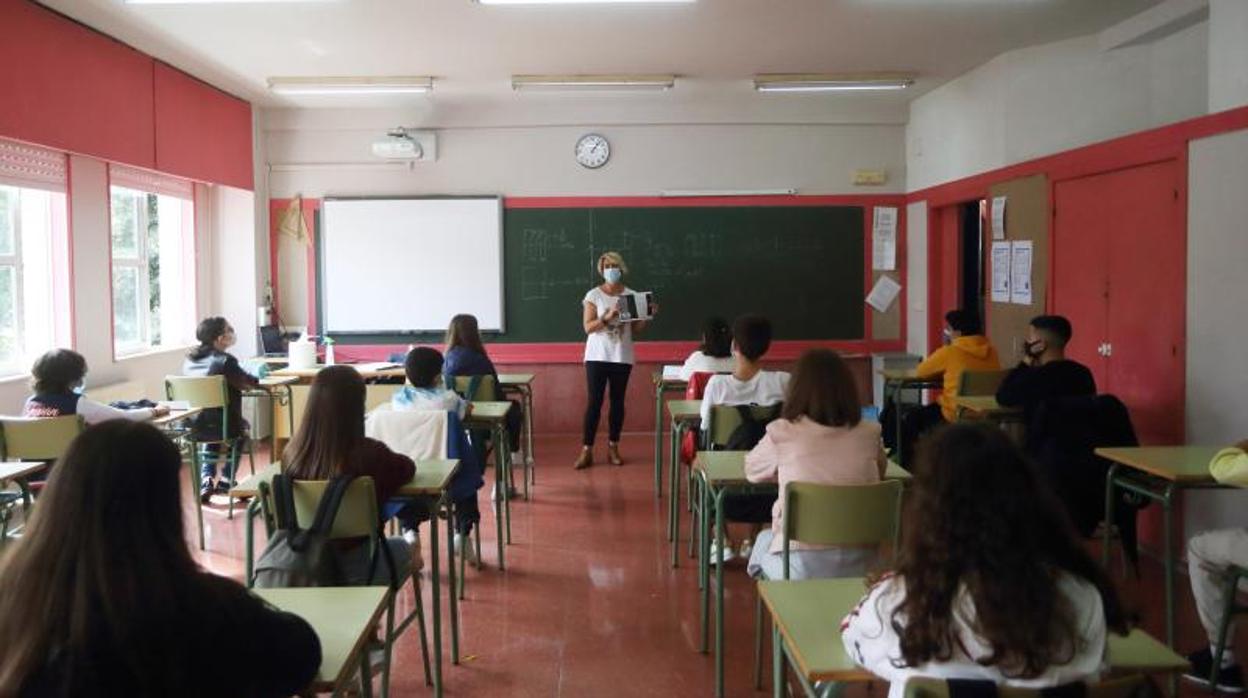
{"left": 575, "top": 134, "right": 610, "bottom": 169}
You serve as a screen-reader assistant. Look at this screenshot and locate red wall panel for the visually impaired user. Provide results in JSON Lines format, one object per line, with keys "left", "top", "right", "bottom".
{"left": 0, "top": 0, "right": 155, "bottom": 168}
{"left": 154, "top": 63, "right": 253, "bottom": 190}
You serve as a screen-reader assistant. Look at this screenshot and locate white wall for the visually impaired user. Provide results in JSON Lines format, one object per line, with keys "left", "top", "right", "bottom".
{"left": 211, "top": 185, "right": 261, "bottom": 358}
{"left": 1184, "top": 128, "right": 1248, "bottom": 533}
{"left": 907, "top": 22, "right": 1209, "bottom": 191}
{"left": 1208, "top": 0, "right": 1248, "bottom": 112}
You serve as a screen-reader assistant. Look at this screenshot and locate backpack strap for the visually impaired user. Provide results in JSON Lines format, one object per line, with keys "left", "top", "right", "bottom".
{"left": 307, "top": 475, "right": 353, "bottom": 537}
{"left": 465, "top": 374, "right": 484, "bottom": 402}
{"left": 270, "top": 474, "right": 299, "bottom": 534}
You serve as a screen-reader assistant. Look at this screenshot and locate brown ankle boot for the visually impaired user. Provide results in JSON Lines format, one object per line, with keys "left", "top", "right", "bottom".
{"left": 607, "top": 442, "right": 624, "bottom": 466}
{"left": 574, "top": 448, "right": 593, "bottom": 470}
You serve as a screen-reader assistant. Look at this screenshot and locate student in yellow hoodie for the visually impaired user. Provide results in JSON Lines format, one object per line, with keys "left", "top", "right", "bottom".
{"left": 1183, "top": 440, "right": 1248, "bottom": 693}
{"left": 899, "top": 309, "right": 1000, "bottom": 465}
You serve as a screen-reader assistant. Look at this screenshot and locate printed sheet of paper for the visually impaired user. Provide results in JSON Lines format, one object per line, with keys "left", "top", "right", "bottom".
{"left": 990, "top": 241, "right": 1011, "bottom": 303}
{"left": 871, "top": 206, "right": 898, "bottom": 271}
{"left": 865, "top": 274, "right": 902, "bottom": 313}
{"left": 991, "top": 196, "right": 1007, "bottom": 240}
{"left": 1010, "top": 240, "right": 1033, "bottom": 305}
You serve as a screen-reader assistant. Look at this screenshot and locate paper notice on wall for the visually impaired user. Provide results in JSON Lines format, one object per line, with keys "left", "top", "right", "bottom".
{"left": 991, "top": 196, "right": 1007, "bottom": 239}
{"left": 1010, "top": 240, "right": 1033, "bottom": 305}
{"left": 866, "top": 274, "right": 902, "bottom": 313}
{"left": 990, "top": 241, "right": 1011, "bottom": 303}
{"left": 871, "top": 206, "right": 898, "bottom": 271}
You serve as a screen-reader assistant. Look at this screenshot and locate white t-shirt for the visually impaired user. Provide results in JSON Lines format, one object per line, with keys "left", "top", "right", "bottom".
{"left": 841, "top": 572, "right": 1108, "bottom": 698}
{"left": 678, "top": 351, "right": 735, "bottom": 380}
{"left": 583, "top": 286, "right": 635, "bottom": 365}
{"left": 699, "top": 370, "right": 790, "bottom": 431}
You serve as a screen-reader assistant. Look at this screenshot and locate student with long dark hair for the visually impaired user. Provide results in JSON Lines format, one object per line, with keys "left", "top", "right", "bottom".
{"left": 678, "top": 316, "right": 734, "bottom": 380}
{"left": 443, "top": 313, "right": 522, "bottom": 457}
{"left": 183, "top": 316, "right": 260, "bottom": 502}
{"left": 842, "top": 424, "right": 1128, "bottom": 696}
{"left": 0, "top": 420, "right": 320, "bottom": 697}
{"left": 283, "top": 365, "right": 418, "bottom": 581}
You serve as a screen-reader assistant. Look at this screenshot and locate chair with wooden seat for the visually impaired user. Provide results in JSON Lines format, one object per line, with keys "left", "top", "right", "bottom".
{"left": 258, "top": 475, "right": 431, "bottom": 698}
{"left": 754, "top": 479, "right": 904, "bottom": 688}
{"left": 0, "top": 415, "right": 83, "bottom": 545}
{"left": 166, "top": 375, "right": 255, "bottom": 549}
{"left": 954, "top": 369, "right": 1009, "bottom": 419}
{"left": 904, "top": 674, "right": 1155, "bottom": 698}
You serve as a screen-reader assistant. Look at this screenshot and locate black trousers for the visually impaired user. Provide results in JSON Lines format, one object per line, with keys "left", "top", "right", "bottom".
{"left": 583, "top": 361, "right": 632, "bottom": 446}
{"left": 900, "top": 403, "right": 947, "bottom": 468}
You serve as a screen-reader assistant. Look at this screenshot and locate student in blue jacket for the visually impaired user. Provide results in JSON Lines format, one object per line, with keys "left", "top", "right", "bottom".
{"left": 443, "top": 314, "right": 523, "bottom": 461}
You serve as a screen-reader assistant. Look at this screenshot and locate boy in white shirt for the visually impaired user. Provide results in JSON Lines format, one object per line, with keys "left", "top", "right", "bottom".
{"left": 700, "top": 314, "right": 789, "bottom": 561}
{"left": 391, "top": 347, "right": 470, "bottom": 420}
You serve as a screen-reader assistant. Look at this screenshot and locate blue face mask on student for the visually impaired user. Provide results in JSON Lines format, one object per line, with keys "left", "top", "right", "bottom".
{"left": 603, "top": 267, "right": 622, "bottom": 284}
{"left": 72, "top": 380, "right": 86, "bottom": 395}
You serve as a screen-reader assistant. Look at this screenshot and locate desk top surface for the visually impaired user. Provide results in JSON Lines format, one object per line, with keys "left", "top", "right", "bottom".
{"left": 1095, "top": 446, "right": 1223, "bottom": 483}
{"left": 151, "top": 407, "right": 203, "bottom": 428}
{"left": 666, "top": 399, "right": 702, "bottom": 421}
{"left": 497, "top": 373, "right": 535, "bottom": 385}
{"left": 230, "top": 459, "right": 459, "bottom": 498}
{"left": 952, "top": 395, "right": 1022, "bottom": 417}
{"left": 759, "top": 578, "right": 1188, "bottom": 683}
{"left": 253, "top": 586, "right": 389, "bottom": 690}
{"left": 465, "top": 401, "right": 512, "bottom": 421}
{"left": 693, "top": 450, "right": 909, "bottom": 485}
{"left": 0, "top": 460, "right": 47, "bottom": 481}
{"left": 878, "top": 369, "right": 941, "bottom": 384}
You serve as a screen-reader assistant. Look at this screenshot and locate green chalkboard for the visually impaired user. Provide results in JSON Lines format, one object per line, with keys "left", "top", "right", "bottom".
{"left": 499, "top": 206, "right": 865, "bottom": 342}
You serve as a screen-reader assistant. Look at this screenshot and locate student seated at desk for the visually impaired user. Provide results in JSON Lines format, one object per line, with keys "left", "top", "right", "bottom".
{"left": 842, "top": 424, "right": 1128, "bottom": 698}
{"left": 443, "top": 313, "right": 521, "bottom": 460}
{"left": 996, "top": 315, "right": 1096, "bottom": 430}
{"left": 744, "top": 348, "right": 885, "bottom": 580}
{"left": 391, "top": 346, "right": 483, "bottom": 560}
{"left": 701, "top": 314, "right": 790, "bottom": 562}
{"left": 891, "top": 310, "right": 999, "bottom": 465}
{"left": 0, "top": 420, "right": 320, "bottom": 697}
{"left": 1182, "top": 440, "right": 1248, "bottom": 692}
{"left": 678, "top": 316, "right": 735, "bottom": 380}
{"left": 23, "top": 349, "right": 170, "bottom": 424}
{"left": 284, "top": 365, "right": 420, "bottom": 580}
{"left": 183, "top": 316, "right": 260, "bottom": 502}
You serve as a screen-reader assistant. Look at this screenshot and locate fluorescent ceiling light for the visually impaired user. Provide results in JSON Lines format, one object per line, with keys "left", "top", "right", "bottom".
{"left": 127, "top": 0, "right": 333, "bottom": 4}
{"left": 481, "top": 0, "right": 692, "bottom": 4}
{"left": 267, "top": 76, "right": 434, "bottom": 96}
{"left": 512, "top": 74, "right": 676, "bottom": 91}
{"left": 754, "top": 73, "right": 915, "bottom": 93}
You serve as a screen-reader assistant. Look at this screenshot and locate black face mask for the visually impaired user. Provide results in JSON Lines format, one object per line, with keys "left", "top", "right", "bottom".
{"left": 1023, "top": 339, "right": 1046, "bottom": 358}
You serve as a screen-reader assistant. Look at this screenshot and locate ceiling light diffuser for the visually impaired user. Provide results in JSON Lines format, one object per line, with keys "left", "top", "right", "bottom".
{"left": 480, "top": 0, "right": 692, "bottom": 4}
{"left": 754, "top": 73, "right": 915, "bottom": 93}
{"left": 511, "top": 74, "right": 676, "bottom": 91}
{"left": 267, "top": 77, "right": 434, "bottom": 96}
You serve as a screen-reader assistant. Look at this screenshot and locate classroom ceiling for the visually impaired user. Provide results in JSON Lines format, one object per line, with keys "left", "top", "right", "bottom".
{"left": 39, "top": 0, "right": 1163, "bottom": 119}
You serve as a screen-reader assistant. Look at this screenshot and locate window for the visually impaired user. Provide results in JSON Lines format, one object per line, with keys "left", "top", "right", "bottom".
{"left": 108, "top": 169, "right": 196, "bottom": 356}
{"left": 0, "top": 184, "right": 69, "bottom": 375}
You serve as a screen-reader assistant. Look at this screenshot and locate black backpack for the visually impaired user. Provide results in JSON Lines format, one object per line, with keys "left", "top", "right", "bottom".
{"left": 253, "top": 474, "right": 353, "bottom": 588}
{"left": 721, "top": 403, "right": 784, "bottom": 451}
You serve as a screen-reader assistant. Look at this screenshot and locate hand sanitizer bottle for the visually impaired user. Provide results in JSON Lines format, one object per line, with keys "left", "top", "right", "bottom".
{"left": 323, "top": 336, "right": 336, "bottom": 366}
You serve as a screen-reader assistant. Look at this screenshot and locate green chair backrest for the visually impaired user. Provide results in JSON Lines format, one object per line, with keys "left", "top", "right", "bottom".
{"left": 264, "top": 475, "right": 380, "bottom": 541}
{"left": 165, "top": 375, "right": 228, "bottom": 408}
{"left": 904, "top": 675, "right": 1151, "bottom": 698}
{"left": 956, "top": 369, "right": 1007, "bottom": 397}
{"left": 0, "top": 415, "right": 85, "bottom": 461}
{"left": 707, "top": 404, "right": 782, "bottom": 449}
{"left": 781, "top": 480, "right": 903, "bottom": 580}
{"left": 453, "top": 375, "right": 497, "bottom": 403}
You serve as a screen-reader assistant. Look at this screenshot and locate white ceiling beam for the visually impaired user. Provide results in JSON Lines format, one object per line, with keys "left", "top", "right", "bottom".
{"left": 1098, "top": 0, "right": 1209, "bottom": 51}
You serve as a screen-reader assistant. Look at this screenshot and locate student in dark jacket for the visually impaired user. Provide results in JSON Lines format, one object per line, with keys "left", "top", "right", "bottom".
{"left": 183, "top": 317, "right": 260, "bottom": 501}
{"left": 24, "top": 348, "right": 169, "bottom": 424}
{"left": 443, "top": 313, "right": 523, "bottom": 456}
{"left": 0, "top": 420, "right": 320, "bottom": 697}
{"left": 283, "top": 365, "right": 420, "bottom": 581}
{"left": 996, "top": 314, "right": 1097, "bottom": 431}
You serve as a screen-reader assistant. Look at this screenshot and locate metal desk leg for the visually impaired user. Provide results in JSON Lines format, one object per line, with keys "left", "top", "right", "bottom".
{"left": 447, "top": 497, "right": 460, "bottom": 664}
{"left": 773, "top": 622, "right": 784, "bottom": 698}
{"left": 520, "top": 386, "right": 533, "bottom": 498}
{"left": 714, "top": 487, "right": 728, "bottom": 698}
{"left": 493, "top": 426, "right": 506, "bottom": 570}
{"left": 1162, "top": 483, "right": 1177, "bottom": 647}
{"left": 1102, "top": 464, "right": 1120, "bottom": 569}
{"left": 244, "top": 500, "right": 259, "bottom": 588}
{"left": 670, "top": 422, "right": 683, "bottom": 565}
{"left": 430, "top": 498, "right": 443, "bottom": 697}
{"left": 654, "top": 381, "right": 664, "bottom": 499}
{"left": 499, "top": 424, "right": 512, "bottom": 545}
{"left": 668, "top": 420, "right": 681, "bottom": 542}
{"left": 700, "top": 478, "right": 712, "bottom": 654}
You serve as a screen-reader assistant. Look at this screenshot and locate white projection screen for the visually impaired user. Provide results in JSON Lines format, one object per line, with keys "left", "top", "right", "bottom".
{"left": 320, "top": 197, "right": 504, "bottom": 334}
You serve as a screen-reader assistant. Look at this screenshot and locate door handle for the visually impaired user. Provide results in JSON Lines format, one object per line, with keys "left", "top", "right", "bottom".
{"left": 1105, "top": 343, "right": 1112, "bottom": 357}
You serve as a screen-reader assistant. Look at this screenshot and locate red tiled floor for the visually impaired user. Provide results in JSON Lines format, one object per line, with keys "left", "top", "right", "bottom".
{"left": 181, "top": 433, "right": 1248, "bottom": 697}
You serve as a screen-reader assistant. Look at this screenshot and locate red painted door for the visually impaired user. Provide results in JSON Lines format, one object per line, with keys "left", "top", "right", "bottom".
{"left": 927, "top": 205, "right": 963, "bottom": 349}
{"left": 1053, "top": 160, "right": 1185, "bottom": 444}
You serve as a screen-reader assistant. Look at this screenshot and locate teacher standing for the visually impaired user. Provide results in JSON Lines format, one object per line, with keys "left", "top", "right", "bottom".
{"left": 576, "top": 251, "right": 654, "bottom": 470}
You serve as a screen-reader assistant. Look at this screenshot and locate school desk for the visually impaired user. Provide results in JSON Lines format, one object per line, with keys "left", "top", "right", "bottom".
{"left": 150, "top": 406, "right": 204, "bottom": 429}
{"left": 1097, "top": 446, "right": 1226, "bottom": 649}
{"left": 271, "top": 363, "right": 405, "bottom": 381}
{"left": 694, "top": 451, "right": 911, "bottom": 698}
{"left": 233, "top": 459, "right": 462, "bottom": 698}
{"left": 242, "top": 375, "right": 298, "bottom": 461}
{"left": 759, "top": 577, "right": 1189, "bottom": 698}
{"left": 878, "top": 369, "right": 942, "bottom": 466}
{"left": 464, "top": 401, "right": 516, "bottom": 570}
{"left": 497, "top": 373, "right": 536, "bottom": 476}
{"left": 0, "top": 460, "right": 47, "bottom": 521}
{"left": 952, "top": 395, "right": 1024, "bottom": 422}
{"left": 665, "top": 398, "right": 702, "bottom": 566}
{"left": 654, "top": 370, "right": 690, "bottom": 499}
{"left": 254, "top": 586, "right": 389, "bottom": 698}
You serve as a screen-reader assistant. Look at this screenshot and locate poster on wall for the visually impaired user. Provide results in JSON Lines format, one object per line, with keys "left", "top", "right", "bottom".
{"left": 871, "top": 206, "right": 898, "bottom": 271}
{"left": 991, "top": 196, "right": 1007, "bottom": 239}
{"left": 866, "top": 274, "right": 902, "bottom": 312}
{"left": 990, "top": 241, "right": 1011, "bottom": 303}
{"left": 1010, "top": 240, "right": 1033, "bottom": 305}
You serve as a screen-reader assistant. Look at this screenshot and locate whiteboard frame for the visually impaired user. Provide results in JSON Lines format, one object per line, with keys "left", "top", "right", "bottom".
{"left": 316, "top": 195, "right": 505, "bottom": 336}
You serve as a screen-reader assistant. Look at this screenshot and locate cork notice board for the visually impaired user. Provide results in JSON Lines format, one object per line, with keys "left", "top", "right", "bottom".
{"left": 986, "top": 175, "right": 1049, "bottom": 363}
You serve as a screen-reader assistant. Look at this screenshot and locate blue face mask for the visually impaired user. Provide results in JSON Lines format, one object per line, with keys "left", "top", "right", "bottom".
{"left": 941, "top": 328, "right": 953, "bottom": 346}
{"left": 72, "top": 380, "right": 86, "bottom": 396}
{"left": 603, "top": 267, "right": 623, "bottom": 284}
